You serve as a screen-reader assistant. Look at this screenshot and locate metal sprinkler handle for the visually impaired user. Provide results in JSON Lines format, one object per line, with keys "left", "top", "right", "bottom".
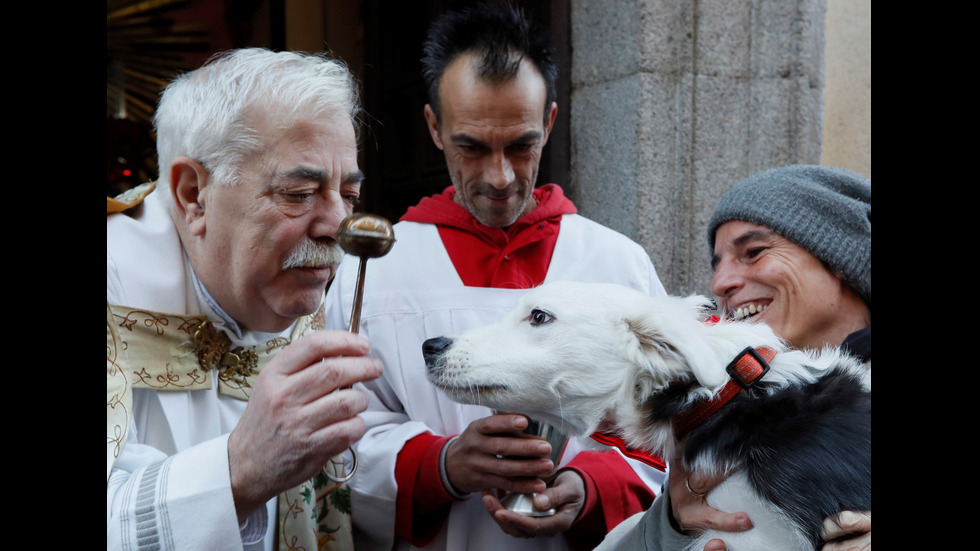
{"left": 322, "top": 212, "right": 394, "bottom": 483}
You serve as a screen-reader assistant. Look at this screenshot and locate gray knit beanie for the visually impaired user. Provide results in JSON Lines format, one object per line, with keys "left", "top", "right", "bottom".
{"left": 707, "top": 164, "right": 871, "bottom": 304}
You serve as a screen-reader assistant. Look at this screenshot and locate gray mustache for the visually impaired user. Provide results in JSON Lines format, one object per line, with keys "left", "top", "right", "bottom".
{"left": 282, "top": 240, "right": 345, "bottom": 270}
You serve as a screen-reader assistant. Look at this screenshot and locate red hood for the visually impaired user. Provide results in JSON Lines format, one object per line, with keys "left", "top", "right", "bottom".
{"left": 400, "top": 184, "right": 577, "bottom": 241}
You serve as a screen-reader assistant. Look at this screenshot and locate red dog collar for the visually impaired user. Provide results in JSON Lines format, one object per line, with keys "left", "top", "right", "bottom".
{"left": 672, "top": 345, "right": 777, "bottom": 440}
{"left": 588, "top": 316, "right": 774, "bottom": 467}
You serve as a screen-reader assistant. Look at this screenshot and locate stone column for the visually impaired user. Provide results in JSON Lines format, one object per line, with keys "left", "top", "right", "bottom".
{"left": 570, "top": 0, "right": 826, "bottom": 296}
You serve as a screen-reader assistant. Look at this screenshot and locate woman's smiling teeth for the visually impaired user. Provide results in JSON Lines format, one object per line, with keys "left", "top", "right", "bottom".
{"left": 732, "top": 303, "right": 768, "bottom": 321}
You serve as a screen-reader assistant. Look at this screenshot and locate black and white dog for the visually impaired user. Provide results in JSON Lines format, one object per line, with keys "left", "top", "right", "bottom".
{"left": 422, "top": 281, "right": 871, "bottom": 550}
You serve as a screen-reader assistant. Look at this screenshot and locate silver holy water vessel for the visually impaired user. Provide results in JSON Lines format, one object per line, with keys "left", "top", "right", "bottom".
{"left": 500, "top": 417, "right": 570, "bottom": 516}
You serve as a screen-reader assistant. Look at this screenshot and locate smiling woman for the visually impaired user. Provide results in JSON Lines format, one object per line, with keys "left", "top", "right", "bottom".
{"left": 707, "top": 165, "right": 871, "bottom": 355}
{"left": 631, "top": 164, "right": 874, "bottom": 551}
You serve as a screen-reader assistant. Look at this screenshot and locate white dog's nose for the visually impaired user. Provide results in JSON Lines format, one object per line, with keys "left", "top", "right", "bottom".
{"left": 422, "top": 336, "right": 453, "bottom": 370}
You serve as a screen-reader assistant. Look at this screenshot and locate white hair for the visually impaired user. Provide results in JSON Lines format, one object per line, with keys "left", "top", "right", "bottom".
{"left": 153, "top": 48, "right": 361, "bottom": 206}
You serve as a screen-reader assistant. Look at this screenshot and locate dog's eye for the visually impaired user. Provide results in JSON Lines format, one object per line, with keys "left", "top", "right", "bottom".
{"left": 529, "top": 309, "right": 554, "bottom": 326}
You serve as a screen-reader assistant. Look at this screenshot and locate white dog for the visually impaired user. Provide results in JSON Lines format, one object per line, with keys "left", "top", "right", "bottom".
{"left": 422, "top": 281, "right": 871, "bottom": 551}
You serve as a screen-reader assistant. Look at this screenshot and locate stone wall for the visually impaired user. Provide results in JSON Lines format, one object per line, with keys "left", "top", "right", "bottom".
{"left": 570, "top": 0, "right": 835, "bottom": 297}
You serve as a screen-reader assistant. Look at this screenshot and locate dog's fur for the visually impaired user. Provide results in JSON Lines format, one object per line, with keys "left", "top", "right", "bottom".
{"left": 422, "top": 281, "right": 871, "bottom": 550}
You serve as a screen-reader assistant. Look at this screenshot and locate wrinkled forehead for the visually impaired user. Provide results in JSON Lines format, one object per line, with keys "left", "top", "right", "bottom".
{"left": 439, "top": 52, "right": 548, "bottom": 120}
{"left": 711, "top": 220, "right": 779, "bottom": 263}
{"left": 714, "top": 220, "right": 778, "bottom": 245}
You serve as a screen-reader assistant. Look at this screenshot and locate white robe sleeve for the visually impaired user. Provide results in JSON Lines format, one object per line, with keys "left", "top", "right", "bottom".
{"left": 106, "top": 432, "right": 263, "bottom": 551}
{"left": 324, "top": 258, "right": 433, "bottom": 550}
{"left": 107, "top": 197, "right": 271, "bottom": 550}
{"left": 322, "top": 217, "right": 670, "bottom": 551}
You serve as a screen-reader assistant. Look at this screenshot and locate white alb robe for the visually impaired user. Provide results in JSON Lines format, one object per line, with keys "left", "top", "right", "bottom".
{"left": 324, "top": 217, "right": 667, "bottom": 551}
{"left": 107, "top": 190, "right": 287, "bottom": 551}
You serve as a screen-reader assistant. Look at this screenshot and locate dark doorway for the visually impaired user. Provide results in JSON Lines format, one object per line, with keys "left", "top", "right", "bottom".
{"left": 359, "top": 0, "right": 570, "bottom": 223}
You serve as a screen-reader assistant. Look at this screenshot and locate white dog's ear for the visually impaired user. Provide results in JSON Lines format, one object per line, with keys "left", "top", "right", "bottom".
{"left": 624, "top": 296, "right": 711, "bottom": 364}
{"left": 625, "top": 295, "right": 731, "bottom": 390}
{"left": 623, "top": 307, "right": 688, "bottom": 385}
{"left": 627, "top": 318, "right": 682, "bottom": 361}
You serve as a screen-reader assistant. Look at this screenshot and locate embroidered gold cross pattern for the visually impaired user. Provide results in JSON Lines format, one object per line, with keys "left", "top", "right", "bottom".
{"left": 111, "top": 307, "right": 268, "bottom": 399}
{"left": 193, "top": 321, "right": 259, "bottom": 388}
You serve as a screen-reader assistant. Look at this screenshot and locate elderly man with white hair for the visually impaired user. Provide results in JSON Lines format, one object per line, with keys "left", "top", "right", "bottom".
{"left": 107, "top": 48, "right": 382, "bottom": 551}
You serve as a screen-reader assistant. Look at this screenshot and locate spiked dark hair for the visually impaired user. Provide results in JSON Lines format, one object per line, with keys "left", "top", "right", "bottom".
{"left": 421, "top": 2, "right": 558, "bottom": 123}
